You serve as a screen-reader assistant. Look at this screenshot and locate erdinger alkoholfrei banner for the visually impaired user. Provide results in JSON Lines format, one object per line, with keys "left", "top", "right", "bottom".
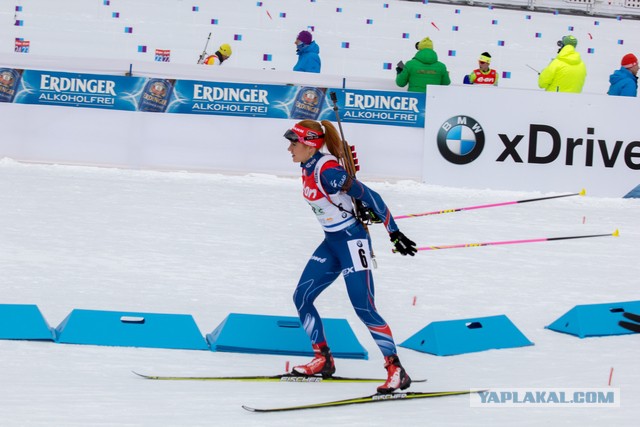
{"left": 319, "top": 89, "right": 424, "bottom": 128}
{"left": 9, "top": 68, "right": 174, "bottom": 112}
{"left": 0, "top": 67, "right": 424, "bottom": 127}
{"left": 169, "top": 81, "right": 424, "bottom": 127}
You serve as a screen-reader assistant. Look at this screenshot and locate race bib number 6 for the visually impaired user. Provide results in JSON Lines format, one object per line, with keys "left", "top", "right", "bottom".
{"left": 347, "top": 239, "right": 372, "bottom": 272}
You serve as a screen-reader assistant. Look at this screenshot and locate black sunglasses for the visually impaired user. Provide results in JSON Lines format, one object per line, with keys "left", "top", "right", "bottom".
{"left": 284, "top": 129, "right": 299, "bottom": 143}
{"left": 283, "top": 129, "right": 325, "bottom": 143}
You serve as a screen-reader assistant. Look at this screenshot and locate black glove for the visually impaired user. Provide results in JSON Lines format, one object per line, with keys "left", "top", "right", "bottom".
{"left": 395, "top": 66, "right": 403, "bottom": 75}
{"left": 390, "top": 230, "right": 417, "bottom": 256}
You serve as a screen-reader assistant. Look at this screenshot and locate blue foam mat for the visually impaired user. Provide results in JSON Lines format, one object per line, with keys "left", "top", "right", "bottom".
{"left": 0, "top": 304, "right": 54, "bottom": 341}
{"left": 546, "top": 300, "right": 640, "bottom": 338}
{"left": 206, "top": 313, "right": 368, "bottom": 359}
{"left": 400, "top": 314, "right": 533, "bottom": 356}
{"left": 55, "top": 309, "right": 209, "bottom": 350}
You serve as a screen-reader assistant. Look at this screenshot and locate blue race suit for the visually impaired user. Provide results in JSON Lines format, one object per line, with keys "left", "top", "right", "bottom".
{"left": 293, "top": 152, "right": 399, "bottom": 356}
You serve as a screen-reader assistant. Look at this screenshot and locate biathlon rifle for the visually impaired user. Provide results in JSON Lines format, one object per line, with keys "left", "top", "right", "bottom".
{"left": 197, "top": 32, "right": 212, "bottom": 64}
{"left": 329, "top": 91, "right": 381, "bottom": 227}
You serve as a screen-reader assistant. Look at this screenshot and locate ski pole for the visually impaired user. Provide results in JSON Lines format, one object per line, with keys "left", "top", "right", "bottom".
{"left": 197, "top": 32, "right": 212, "bottom": 64}
{"left": 392, "top": 230, "right": 619, "bottom": 253}
{"left": 395, "top": 189, "right": 585, "bottom": 220}
{"left": 526, "top": 64, "right": 541, "bottom": 75}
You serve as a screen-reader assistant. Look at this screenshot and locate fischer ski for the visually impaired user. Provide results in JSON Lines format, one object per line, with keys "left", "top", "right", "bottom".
{"left": 132, "top": 371, "right": 426, "bottom": 383}
{"left": 619, "top": 312, "right": 640, "bottom": 333}
{"left": 242, "top": 389, "right": 478, "bottom": 412}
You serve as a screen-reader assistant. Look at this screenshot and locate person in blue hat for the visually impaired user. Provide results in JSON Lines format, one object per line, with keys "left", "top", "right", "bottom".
{"left": 293, "top": 30, "right": 321, "bottom": 73}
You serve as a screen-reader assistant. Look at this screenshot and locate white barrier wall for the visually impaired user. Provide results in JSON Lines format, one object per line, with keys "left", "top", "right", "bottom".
{"left": 0, "top": 60, "right": 423, "bottom": 180}
{"left": 1, "top": 63, "right": 638, "bottom": 197}
{"left": 0, "top": 102, "right": 423, "bottom": 180}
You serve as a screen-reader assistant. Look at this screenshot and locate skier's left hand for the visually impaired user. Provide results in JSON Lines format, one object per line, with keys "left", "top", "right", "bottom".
{"left": 390, "top": 230, "right": 417, "bottom": 256}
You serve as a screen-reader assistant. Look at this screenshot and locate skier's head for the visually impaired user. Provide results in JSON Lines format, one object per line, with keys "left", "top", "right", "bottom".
{"left": 284, "top": 123, "right": 325, "bottom": 149}
{"left": 217, "top": 44, "right": 232, "bottom": 59}
{"left": 478, "top": 52, "right": 491, "bottom": 71}
{"left": 284, "top": 120, "right": 344, "bottom": 161}
{"left": 478, "top": 52, "right": 491, "bottom": 64}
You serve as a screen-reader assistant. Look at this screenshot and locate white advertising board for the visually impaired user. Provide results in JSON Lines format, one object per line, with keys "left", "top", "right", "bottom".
{"left": 423, "top": 85, "right": 640, "bottom": 197}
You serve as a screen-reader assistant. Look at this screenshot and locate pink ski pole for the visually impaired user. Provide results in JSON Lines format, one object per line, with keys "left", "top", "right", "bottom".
{"left": 393, "top": 229, "right": 619, "bottom": 253}
{"left": 395, "top": 189, "right": 585, "bottom": 220}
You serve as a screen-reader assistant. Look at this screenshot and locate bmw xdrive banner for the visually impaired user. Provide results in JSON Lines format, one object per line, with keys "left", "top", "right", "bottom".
{"left": 0, "top": 67, "right": 423, "bottom": 128}
{"left": 424, "top": 85, "right": 640, "bottom": 197}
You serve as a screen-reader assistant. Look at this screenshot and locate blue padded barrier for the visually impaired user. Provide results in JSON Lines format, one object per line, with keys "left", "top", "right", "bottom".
{"left": 0, "top": 304, "right": 54, "bottom": 341}
{"left": 546, "top": 300, "right": 640, "bottom": 338}
{"left": 400, "top": 314, "right": 533, "bottom": 356}
{"left": 206, "top": 313, "right": 368, "bottom": 359}
{"left": 54, "top": 309, "right": 209, "bottom": 350}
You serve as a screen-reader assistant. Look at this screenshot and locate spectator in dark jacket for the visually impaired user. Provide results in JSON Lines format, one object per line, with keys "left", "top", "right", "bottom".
{"left": 293, "top": 30, "right": 321, "bottom": 73}
{"left": 608, "top": 53, "right": 638, "bottom": 97}
{"left": 396, "top": 37, "right": 450, "bottom": 93}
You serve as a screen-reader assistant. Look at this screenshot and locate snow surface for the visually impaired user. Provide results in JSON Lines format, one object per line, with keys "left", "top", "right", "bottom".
{"left": 0, "top": 158, "right": 638, "bottom": 426}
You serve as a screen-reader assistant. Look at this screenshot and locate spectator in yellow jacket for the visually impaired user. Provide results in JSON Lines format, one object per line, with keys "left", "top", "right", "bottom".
{"left": 538, "top": 35, "right": 586, "bottom": 93}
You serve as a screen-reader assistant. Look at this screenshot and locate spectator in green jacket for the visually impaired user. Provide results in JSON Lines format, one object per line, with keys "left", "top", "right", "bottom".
{"left": 538, "top": 35, "right": 587, "bottom": 93}
{"left": 396, "top": 37, "right": 450, "bottom": 93}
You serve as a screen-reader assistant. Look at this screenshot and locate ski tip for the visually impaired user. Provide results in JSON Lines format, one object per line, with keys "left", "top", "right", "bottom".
{"left": 613, "top": 229, "right": 620, "bottom": 237}
{"left": 579, "top": 188, "right": 586, "bottom": 196}
{"left": 131, "top": 371, "right": 153, "bottom": 379}
{"left": 242, "top": 405, "right": 258, "bottom": 412}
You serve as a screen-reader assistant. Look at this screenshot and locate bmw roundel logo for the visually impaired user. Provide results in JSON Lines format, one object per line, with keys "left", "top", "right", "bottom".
{"left": 437, "top": 116, "right": 485, "bottom": 165}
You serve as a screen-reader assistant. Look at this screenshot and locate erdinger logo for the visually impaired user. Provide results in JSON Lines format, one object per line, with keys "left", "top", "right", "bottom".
{"left": 437, "top": 116, "right": 485, "bottom": 165}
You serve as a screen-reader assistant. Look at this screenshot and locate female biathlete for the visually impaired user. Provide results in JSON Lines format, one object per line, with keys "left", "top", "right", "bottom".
{"left": 284, "top": 119, "right": 417, "bottom": 393}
